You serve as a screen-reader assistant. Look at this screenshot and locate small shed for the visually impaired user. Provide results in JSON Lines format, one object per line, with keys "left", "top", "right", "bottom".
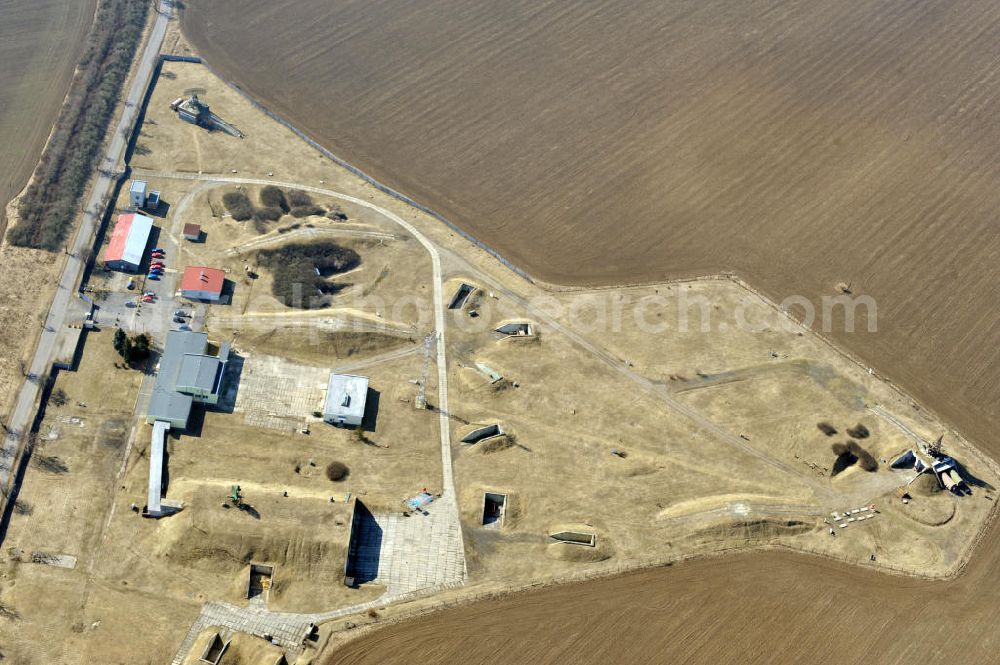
{"left": 324, "top": 374, "right": 369, "bottom": 426}
{"left": 183, "top": 223, "right": 202, "bottom": 241}
{"left": 129, "top": 180, "right": 147, "bottom": 208}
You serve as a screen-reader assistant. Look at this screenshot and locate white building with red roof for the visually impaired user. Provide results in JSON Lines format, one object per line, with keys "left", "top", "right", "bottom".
{"left": 104, "top": 213, "right": 154, "bottom": 272}
{"left": 180, "top": 266, "right": 225, "bottom": 302}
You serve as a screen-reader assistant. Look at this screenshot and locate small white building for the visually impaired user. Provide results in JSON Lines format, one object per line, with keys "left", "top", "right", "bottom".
{"left": 323, "top": 374, "right": 369, "bottom": 427}
{"left": 130, "top": 180, "right": 148, "bottom": 208}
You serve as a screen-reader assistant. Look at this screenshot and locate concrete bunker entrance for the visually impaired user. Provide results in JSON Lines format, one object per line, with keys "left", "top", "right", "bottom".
{"left": 462, "top": 424, "right": 503, "bottom": 444}
{"left": 448, "top": 283, "right": 474, "bottom": 309}
{"left": 247, "top": 563, "right": 274, "bottom": 604}
{"left": 482, "top": 492, "right": 507, "bottom": 528}
{"left": 200, "top": 633, "right": 229, "bottom": 664}
{"left": 550, "top": 530, "right": 597, "bottom": 547}
{"left": 344, "top": 500, "right": 381, "bottom": 587}
{"left": 496, "top": 322, "right": 533, "bottom": 337}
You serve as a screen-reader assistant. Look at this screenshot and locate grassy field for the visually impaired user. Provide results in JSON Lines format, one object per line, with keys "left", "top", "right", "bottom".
{"left": 181, "top": 0, "right": 1000, "bottom": 464}
{"left": 0, "top": 0, "right": 95, "bottom": 232}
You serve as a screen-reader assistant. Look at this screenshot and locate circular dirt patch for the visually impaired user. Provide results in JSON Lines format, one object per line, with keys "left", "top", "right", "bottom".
{"left": 899, "top": 496, "right": 956, "bottom": 527}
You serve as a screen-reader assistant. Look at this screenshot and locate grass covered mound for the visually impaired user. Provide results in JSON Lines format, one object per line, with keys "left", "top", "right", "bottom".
{"left": 256, "top": 240, "right": 359, "bottom": 308}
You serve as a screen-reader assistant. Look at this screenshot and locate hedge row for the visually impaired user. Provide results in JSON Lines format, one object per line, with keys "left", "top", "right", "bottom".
{"left": 9, "top": 0, "right": 150, "bottom": 251}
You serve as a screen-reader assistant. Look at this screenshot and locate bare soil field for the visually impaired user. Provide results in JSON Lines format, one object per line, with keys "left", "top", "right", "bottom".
{"left": 0, "top": 0, "right": 95, "bottom": 231}
{"left": 182, "top": 0, "right": 1000, "bottom": 463}
{"left": 325, "top": 521, "right": 1000, "bottom": 665}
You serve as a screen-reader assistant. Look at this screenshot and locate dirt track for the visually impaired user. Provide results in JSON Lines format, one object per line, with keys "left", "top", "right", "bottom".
{"left": 0, "top": 0, "right": 95, "bottom": 231}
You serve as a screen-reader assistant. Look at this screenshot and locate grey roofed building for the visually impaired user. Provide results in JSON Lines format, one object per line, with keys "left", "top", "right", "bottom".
{"left": 146, "top": 331, "right": 230, "bottom": 429}
{"left": 177, "top": 353, "right": 222, "bottom": 394}
{"left": 147, "top": 420, "right": 169, "bottom": 516}
{"left": 146, "top": 389, "right": 194, "bottom": 430}
{"left": 323, "top": 374, "right": 369, "bottom": 427}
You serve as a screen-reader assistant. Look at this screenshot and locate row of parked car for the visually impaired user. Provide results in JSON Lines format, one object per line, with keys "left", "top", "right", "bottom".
{"left": 147, "top": 248, "right": 166, "bottom": 280}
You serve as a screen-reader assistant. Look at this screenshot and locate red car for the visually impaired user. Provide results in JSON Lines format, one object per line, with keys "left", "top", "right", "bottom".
{"left": 150, "top": 262, "right": 164, "bottom": 269}
{"left": 141, "top": 295, "right": 154, "bottom": 303}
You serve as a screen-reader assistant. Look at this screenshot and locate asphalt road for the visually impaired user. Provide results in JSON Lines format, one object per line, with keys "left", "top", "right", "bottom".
{"left": 0, "top": 2, "right": 171, "bottom": 490}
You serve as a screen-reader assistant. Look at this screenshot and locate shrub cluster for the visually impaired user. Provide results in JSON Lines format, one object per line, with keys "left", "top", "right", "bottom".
{"left": 10, "top": 0, "right": 150, "bottom": 250}
{"left": 254, "top": 206, "right": 283, "bottom": 222}
{"left": 222, "top": 191, "right": 253, "bottom": 221}
{"left": 326, "top": 461, "right": 349, "bottom": 481}
{"left": 848, "top": 440, "right": 878, "bottom": 471}
{"left": 256, "top": 240, "right": 360, "bottom": 307}
{"left": 287, "top": 189, "right": 312, "bottom": 207}
{"left": 113, "top": 329, "right": 151, "bottom": 364}
{"left": 223, "top": 187, "right": 325, "bottom": 227}
{"left": 290, "top": 204, "right": 325, "bottom": 218}
{"left": 816, "top": 422, "right": 837, "bottom": 436}
{"left": 259, "top": 185, "right": 289, "bottom": 212}
{"left": 846, "top": 423, "right": 870, "bottom": 439}
{"left": 286, "top": 190, "right": 325, "bottom": 217}
{"left": 830, "top": 440, "right": 878, "bottom": 475}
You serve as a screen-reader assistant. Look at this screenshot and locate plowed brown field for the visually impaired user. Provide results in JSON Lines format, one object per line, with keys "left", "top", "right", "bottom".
{"left": 184, "top": 0, "right": 1000, "bottom": 457}
{"left": 180, "top": 1, "right": 1000, "bottom": 662}
{"left": 327, "top": 521, "right": 1000, "bottom": 665}
{"left": 0, "top": 0, "right": 96, "bottom": 231}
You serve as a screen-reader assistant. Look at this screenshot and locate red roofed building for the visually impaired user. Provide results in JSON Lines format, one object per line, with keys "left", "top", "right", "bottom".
{"left": 104, "top": 213, "right": 153, "bottom": 272}
{"left": 180, "top": 266, "right": 225, "bottom": 302}
{"left": 182, "top": 223, "right": 202, "bottom": 241}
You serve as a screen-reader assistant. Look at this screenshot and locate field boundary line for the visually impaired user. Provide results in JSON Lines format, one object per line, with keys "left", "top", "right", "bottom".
{"left": 187, "top": 58, "right": 535, "bottom": 285}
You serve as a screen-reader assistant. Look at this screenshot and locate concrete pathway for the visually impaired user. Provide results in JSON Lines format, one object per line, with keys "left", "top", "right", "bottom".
{"left": 362, "top": 504, "right": 467, "bottom": 595}
{"left": 169, "top": 602, "right": 316, "bottom": 665}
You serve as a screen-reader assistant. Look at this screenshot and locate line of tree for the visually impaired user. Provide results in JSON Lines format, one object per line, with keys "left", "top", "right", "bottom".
{"left": 8, "top": 0, "right": 150, "bottom": 251}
